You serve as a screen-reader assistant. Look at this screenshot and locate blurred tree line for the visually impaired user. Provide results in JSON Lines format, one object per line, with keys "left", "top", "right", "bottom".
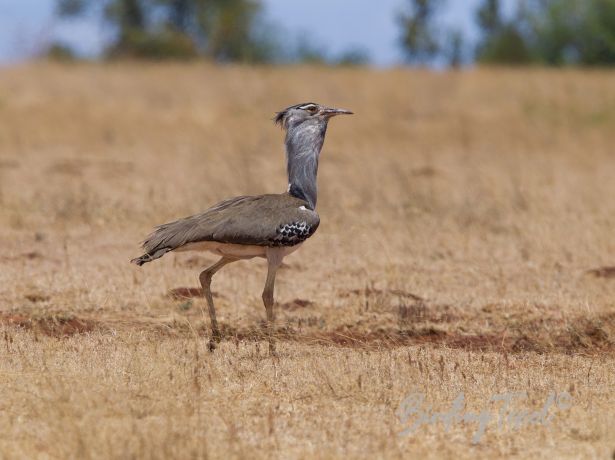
{"left": 399, "top": 0, "right": 615, "bottom": 66}
{"left": 52, "top": 0, "right": 615, "bottom": 66}
{"left": 53, "top": 0, "right": 369, "bottom": 64}
{"left": 56, "top": 0, "right": 276, "bottom": 61}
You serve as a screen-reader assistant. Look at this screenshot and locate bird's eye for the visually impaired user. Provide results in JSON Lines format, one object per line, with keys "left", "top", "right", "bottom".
{"left": 307, "top": 105, "right": 318, "bottom": 114}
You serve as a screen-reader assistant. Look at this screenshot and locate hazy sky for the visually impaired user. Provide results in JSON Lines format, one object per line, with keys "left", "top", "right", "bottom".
{"left": 0, "top": 0, "right": 509, "bottom": 66}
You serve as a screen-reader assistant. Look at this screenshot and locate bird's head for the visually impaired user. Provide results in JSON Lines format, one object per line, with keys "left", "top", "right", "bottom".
{"left": 274, "top": 102, "right": 353, "bottom": 130}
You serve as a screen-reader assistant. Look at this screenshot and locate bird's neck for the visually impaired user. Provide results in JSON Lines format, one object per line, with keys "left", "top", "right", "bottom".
{"left": 285, "top": 123, "right": 327, "bottom": 210}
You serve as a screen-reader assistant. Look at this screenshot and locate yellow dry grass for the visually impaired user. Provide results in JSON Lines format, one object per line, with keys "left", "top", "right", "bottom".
{"left": 0, "top": 62, "right": 614, "bottom": 458}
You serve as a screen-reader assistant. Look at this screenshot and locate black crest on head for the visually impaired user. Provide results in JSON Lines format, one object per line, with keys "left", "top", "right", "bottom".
{"left": 274, "top": 102, "right": 319, "bottom": 128}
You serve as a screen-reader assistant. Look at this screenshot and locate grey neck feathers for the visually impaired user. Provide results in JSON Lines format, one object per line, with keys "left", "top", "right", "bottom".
{"left": 285, "top": 121, "right": 327, "bottom": 210}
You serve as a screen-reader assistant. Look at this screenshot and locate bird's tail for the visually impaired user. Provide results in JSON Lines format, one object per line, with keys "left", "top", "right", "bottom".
{"left": 130, "top": 247, "right": 171, "bottom": 266}
{"left": 131, "top": 214, "right": 198, "bottom": 266}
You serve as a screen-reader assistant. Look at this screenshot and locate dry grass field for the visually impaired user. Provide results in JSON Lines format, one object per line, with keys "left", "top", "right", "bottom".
{"left": 0, "top": 62, "right": 614, "bottom": 458}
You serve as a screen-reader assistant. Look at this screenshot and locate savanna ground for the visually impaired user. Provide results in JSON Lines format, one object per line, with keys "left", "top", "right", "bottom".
{"left": 0, "top": 62, "right": 614, "bottom": 458}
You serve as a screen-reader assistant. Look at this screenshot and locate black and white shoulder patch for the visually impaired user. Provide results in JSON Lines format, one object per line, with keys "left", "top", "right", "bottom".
{"left": 268, "top": 221, "right": 317, "bottom": 246}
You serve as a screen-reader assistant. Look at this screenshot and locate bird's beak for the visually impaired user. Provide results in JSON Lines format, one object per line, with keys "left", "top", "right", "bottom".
{"left": 323, "top": 107, "right": 353, "bottom": 117}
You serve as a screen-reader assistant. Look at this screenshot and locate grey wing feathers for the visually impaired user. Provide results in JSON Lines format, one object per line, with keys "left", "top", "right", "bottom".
{"left": 131, "top": 194, "right": 319, "bottom": 265}
{"left": 142, "top": 195, "right": 253, "bottom": 251}
{"left": 208, "top": 194, "right": 319, "bottom": 246}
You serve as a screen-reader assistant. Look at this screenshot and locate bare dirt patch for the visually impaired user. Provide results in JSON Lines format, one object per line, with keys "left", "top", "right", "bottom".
{"left": 293, "top": 312, "right": 615, "bottom": 354}
{"left": 587, "top": 266, "right": 615, "bottom": 279}
{"left": 24, "top": 293, "right": 51, "bottom": 303}
{"left": 0, "top": 313, "right": 99, "bottom": 337}
{"left": 1, "top": 308, "right": 612, "bottom": 354}
{"left": 279, "top": 298, "right": 315, "bottom": 310}
{"left": 0, "top": 251, "right": 45, "bottom": 262}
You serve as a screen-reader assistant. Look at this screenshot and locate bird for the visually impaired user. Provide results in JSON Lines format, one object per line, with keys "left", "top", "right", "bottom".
{"left": 131, "top": 102, "right": 352, "bottom": 353}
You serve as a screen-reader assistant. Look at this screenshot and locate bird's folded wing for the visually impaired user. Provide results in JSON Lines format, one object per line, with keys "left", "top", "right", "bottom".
{"left": 142, "top": 194, "right": 320, "bottom": 254}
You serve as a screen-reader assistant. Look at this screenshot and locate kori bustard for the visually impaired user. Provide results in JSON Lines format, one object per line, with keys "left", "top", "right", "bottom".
{"left": 131, "top": 102, "right": 352, "bottom": 353}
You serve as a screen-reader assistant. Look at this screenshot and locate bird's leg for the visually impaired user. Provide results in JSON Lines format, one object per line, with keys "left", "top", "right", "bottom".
{"left": 263, "top": 248, "right": 284, "bottom": 356}
{"left": 199, "top": 257, "right": 236, "bottom": 352}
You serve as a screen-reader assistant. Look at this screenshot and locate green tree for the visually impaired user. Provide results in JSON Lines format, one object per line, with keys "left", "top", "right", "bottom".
{"left": 583, "top": 0, "right": 615, "bottom": 64}
{"left": 477, "top": 0, "right": 502, "bottom": 38}
{"left": 397, "top": 0, "right": 442, "bottom": 64}
{"left": 334, "top": 47, "right": 370, "bottom": 66}
{"left": 531, "top": 0, "right": 615, "bottom": 65}
{"left": 444, "top": 29, "right": 465, "bottom": 68}
{"left": 197, "top": 0, "right": 276, "bottom": 62}
{"left": 475, "top": 0, "right": 534, "bottom": 64}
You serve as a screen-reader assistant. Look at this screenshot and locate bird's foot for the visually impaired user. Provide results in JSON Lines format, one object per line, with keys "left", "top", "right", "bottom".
{"left": 208, "top": 329, "right": 221, "bottom": 352}
{"left": 208, "top": 334, "right": 221, "bottom": 352}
